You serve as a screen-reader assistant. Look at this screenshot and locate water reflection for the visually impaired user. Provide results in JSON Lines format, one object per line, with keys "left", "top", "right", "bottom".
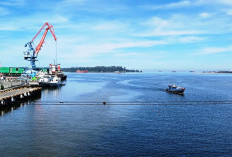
{"left": 0, "top": 103, "right": 24, "bottom": 116}
{"left": 0, "top": 94, "right": 41, "bottom": 116}
{"left": 41, "top": 87, "right": 62, "bottom": 102}
{"left": 42, "top": 87, "right": 61, "bottom": 97}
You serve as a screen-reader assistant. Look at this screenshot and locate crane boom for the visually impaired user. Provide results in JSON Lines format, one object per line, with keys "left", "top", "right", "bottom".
{"left": 24, "top": 22, "right": 57, "bottom": 69}
{"left": 31, "top": 22, "right": 57, "bottom": 42}
{"left": 33, "top": 23, "right": 57, "bottom": 55}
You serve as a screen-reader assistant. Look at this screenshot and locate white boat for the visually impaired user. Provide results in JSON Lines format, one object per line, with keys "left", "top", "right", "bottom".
{"left": 39, "top": 75, "right": 63, "bottom": 87}
{"left": 37, "top": 70, "right": 48, "bottom": 78}
{"left": 49, "top": 76, "right": 62, "bottom": 87}
{"left": 39, "top": 75, "right": 51, "bottom": 86}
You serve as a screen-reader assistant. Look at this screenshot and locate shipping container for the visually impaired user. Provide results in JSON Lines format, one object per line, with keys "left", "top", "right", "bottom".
{"left": 0, "top": 67, "right": 24, "bottom": 74}
{"left": 10, "top": 68, "right": 17, "bottom": 73}
{"left": 41, "top": 68, "right": 48, "bottom": 72}
{"left": 0, "top": 67, "right": 10, "bottom": 73}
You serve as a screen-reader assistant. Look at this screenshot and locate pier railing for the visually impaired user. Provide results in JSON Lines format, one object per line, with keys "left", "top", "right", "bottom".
{"left": 0, "top": 80, "right": 27, "bottom": 90}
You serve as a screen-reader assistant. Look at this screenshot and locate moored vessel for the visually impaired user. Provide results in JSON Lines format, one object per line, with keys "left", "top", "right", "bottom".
{"left": 39, "top": 75, "right": 63, "bottom": 87}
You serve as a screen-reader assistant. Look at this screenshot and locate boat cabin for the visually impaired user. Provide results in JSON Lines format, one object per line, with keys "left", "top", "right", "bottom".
{"left": 168, "top": 84, "right": 177, "bottom": 90}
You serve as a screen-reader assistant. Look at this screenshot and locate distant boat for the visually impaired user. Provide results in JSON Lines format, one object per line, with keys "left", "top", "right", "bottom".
{"left": 166, "top": 84, "right": 185, "bottom": 95}
{"left": 172, "top": 70, "right": 176, "bottom": 72}
{"left": 189, "top": 71, "right": 195, "bottom": 72}
{"left": 76, "top": 70, "right": 88, "bottom": 73}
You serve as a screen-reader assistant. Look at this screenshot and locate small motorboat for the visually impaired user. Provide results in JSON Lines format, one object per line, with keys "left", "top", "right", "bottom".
{"left": 166, "top": 84, "right": 185, "bottom": 95}
{"left": 39, "top": 75, "right": 51, "bottom": 87}
{"left": 49, "top": 76, "right": 63, "bottom": 87}
{"left": 39, "top": 75, "right": 64, "bottom": 87}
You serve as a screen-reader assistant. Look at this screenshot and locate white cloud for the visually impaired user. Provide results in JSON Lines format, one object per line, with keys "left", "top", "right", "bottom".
{"left": 0, "top": 25, "right": 19, "bottom": 31}
{"left": 90, "top": 22, "right": 127, "bottom": 31}
{"left": 143, "top": 0, "right": 191, "bottom": 10}
{"left": 220, "top": 0, "right": 232, "bottom": 5}
{"left": 0, "top": 0, "right": 25, "bottom": 6}
{"left": 137, "top": 16, "right": 203, "bottom": 37}
{"left": 224, "top": 9, "right": 232, "bottom": 15}
{"left": 198, "top": 45, "right": 232, "bottom": 54}
{"left": 199, "top": 12, "right": 211, "bottom": 18}
{"left": 143, "top": 0, "right": 232, "bottom": 10}
{"left": 56, "top": 0, "right": 127, "bottom": 13}
{"left": 196, "top": 0, "right": 232, "bottom": 6}
{"left": 57, "top": 0, "right": 86, "bottom": 8}
{"left": 0, "top": 14, "right": 69, "bottom": 31}
{"left": 137, "top": 13, "right": 232, "bottom": 37}
{"left": 165, "top": 0, "right": 191, "bottom": 8}
{"left": 0, "top": 7, "right": 9, "bottom": 16}
{"left": 170, "top": 36, "right": 206, "bottom": 43}
{"left": 139, "top": 30, "right": 201, "bottom": 37}
{"left": 72, "top": 40, "right": 167, "bottom": 56}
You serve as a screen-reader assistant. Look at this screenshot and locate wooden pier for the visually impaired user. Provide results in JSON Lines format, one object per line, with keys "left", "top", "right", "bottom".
{"left": 0, "top": 87, "right": 41, "bottom": 105}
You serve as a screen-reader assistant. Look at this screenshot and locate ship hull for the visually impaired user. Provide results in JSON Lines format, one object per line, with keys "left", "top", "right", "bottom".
{"left": 57, "top": 73, "right": 67, "bottom": 81}
{"left": 166, "top": 89, "right": 185, "bottom": 95}
{"left": 39, "top": 82, "right": 63, "bottom": 87}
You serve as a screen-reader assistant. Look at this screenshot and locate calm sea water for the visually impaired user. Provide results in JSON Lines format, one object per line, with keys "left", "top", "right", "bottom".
{"left": 1, "top": 72, "right": 232, "bottom": 156}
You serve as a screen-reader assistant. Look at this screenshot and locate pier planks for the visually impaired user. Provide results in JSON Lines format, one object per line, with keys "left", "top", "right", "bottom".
{"left": 0, "top": 87, "right": 41, "bottom": 102}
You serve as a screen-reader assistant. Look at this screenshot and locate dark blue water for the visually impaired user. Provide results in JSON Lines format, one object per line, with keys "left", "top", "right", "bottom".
{"left": 1, "top": 72, "right": 232, "bottom": 156}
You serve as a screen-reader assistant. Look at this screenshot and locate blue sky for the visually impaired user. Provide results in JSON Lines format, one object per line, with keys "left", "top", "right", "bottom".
{"left": 0, "top": 0, "right": 232, "bottom": 71}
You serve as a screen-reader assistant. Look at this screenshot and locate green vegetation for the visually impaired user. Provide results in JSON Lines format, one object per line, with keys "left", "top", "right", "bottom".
{"left": 62, "top": 66, "right": 142, "bottom": 73}
{"left": 203, "top": 71, "right": 232, "bottom": 73}
{"left": 1, "top": 84, "right": 4, "bottom": 90}
{"left": 217, "top": 71, "right": 232, "bottom": 73}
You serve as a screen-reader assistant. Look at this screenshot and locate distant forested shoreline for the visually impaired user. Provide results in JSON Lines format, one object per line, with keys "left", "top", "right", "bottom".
{"left": 62, "top": 66, "right": 142, "bottom": 73}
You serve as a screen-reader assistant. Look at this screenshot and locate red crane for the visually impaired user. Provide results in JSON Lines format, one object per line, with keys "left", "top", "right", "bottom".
{"left": 24, "top": 22, "right": 57, "bottom": 69}
{"left": 32, "top": 22, "right": 57, "bottom": 55}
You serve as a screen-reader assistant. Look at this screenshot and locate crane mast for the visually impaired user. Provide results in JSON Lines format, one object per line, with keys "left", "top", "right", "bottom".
{"left": 24, "top": 22, "right": 57, "bottom": 70}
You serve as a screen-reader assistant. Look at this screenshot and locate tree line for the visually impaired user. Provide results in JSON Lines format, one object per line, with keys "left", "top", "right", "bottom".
{"left": 62, "top": 66, "right": 142, "bottom": 73}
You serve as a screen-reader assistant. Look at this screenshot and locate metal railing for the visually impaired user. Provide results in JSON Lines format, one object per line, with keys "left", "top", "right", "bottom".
{"left": 0, "top": 79, "right": 27, "bottom": 91}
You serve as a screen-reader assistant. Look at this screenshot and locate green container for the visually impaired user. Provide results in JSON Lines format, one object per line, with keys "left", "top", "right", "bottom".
{"left": 41, "top": 68, "right": 48, "bottom": 72}
{"left": 0, "top": 67, "right": 24, "bottom": 74}
{"left": 0, "top": 70, "right": 9, "bottom": 73}
{"left": 0, "top": 67, "right": 10, "bottom": 73}
{"left": 1, "top": 67, "right": 9, "bottom": 69}
{"left": 10, "top": 68, "right": 17, "bottom": 73}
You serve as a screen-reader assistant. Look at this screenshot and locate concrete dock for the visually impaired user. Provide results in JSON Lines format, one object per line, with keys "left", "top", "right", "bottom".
{"left": 0, "top": 87, "right": 41, "bottom": 105}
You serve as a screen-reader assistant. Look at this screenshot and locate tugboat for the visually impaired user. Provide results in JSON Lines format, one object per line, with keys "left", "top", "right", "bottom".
{"left": 166, "top": 84, "right": 185, "bottom": 95}
{"left": 49, "top": 64, "right": 67, "bottom": 81}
